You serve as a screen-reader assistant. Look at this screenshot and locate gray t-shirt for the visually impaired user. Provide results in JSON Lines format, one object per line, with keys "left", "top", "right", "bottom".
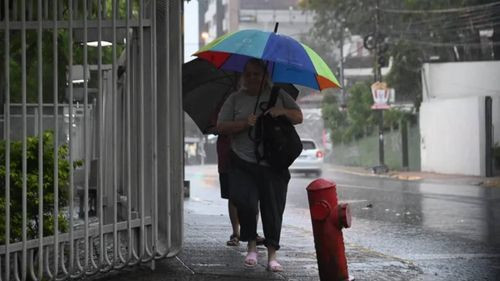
{"left": 217, "top": 88, "right": 301, "bottom": 164}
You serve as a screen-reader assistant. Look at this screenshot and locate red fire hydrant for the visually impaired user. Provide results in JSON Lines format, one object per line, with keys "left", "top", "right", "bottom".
{"left": 306, "top": 178, "right": 352, "bottom": 281}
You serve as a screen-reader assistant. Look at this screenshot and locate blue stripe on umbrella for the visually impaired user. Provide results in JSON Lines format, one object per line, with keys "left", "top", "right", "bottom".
{"left": 221, "top": 54, "right": 275, "bottom": 77}
{"left": 221, "top": 55, "right": 320, "bottom": 90}
{"left": 219, "top": 53, "right": 250, "bottom": 72}
{"left": 262, "top": 33, "right": 316, "bottom": 73}
{"left": 271, "top": 63, "right": 319, "bottom": 90}
{"left": 210, "top": 30, "right": 270, "bottom": 58}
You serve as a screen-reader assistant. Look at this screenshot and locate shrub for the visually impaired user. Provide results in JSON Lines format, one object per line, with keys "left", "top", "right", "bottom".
{"left": 0, "top": 131, "right": 79, "bottom": 243}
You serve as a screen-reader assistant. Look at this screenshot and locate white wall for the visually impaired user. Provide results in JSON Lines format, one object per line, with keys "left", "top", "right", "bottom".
{"left": 420, "top": 61, "right": 500, "bottom": 176}
{"left": 420, "top": 97, "right": 485, "bottom": 176}
{"left": 422, "top": 61, "right": 500, "bottom": 101}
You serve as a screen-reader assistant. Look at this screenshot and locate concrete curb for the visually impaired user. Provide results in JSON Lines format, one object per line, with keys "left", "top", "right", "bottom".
{"left": 325, "top": 164, "right": 500, "bottom": 188}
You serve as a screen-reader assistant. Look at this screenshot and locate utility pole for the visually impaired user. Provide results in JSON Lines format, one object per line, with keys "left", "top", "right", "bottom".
{"left": 339, "top": 25, "right": 346, "bottom": 109}
{"left": 216, "top": 0, "right": 223, "bottom": 37}
{"left": 374, "top": 0, "right": 387, "bottom": 173}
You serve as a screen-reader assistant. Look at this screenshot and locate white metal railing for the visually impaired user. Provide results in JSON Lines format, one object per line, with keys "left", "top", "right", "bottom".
{"left": 1, "top": 1, "right": 183, "bottom": 280}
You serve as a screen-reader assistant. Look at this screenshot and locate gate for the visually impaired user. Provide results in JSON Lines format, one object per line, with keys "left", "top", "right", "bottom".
{"left": 0, "top": 0, "right": 184, "bottom": 280}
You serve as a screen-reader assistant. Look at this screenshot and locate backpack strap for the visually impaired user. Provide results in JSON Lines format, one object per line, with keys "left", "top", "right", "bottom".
{"left": 254, "top": 86, "right": 281, "bottom": 163}
{"left": 267, "top": 86, "right": 280, "bottom": 109}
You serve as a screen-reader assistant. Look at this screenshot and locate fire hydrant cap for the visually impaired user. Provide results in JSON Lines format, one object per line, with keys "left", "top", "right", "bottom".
{"left": 306, "top": 178, "right": 336, "bottom": 192}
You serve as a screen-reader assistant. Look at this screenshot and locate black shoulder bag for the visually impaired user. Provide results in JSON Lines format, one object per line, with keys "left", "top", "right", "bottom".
{"left": 254, "top": 86, "right": 303, "bottom": 170}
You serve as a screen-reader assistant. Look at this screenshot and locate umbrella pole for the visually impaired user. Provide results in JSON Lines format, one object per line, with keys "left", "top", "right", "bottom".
{"left": 252, "top": 22, "right": 279, "bottom": 115}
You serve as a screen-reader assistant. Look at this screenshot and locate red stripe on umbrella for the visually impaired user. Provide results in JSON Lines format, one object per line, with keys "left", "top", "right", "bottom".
{"left": 197, "top": 51, "right": 232, "bottom": 68}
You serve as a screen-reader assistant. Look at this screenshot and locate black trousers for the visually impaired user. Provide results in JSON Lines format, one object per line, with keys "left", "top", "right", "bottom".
{"left": 228, "top": 152, "right": 290, "bottom": 250}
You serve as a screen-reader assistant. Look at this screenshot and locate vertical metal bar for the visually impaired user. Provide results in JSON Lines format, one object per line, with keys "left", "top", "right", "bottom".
{"left": 12, "top": 0, "right": 17, "bottom": 21}
{"left": 73, "top": 0, "right": 78, "bottom": 19}
{"left": 151, "top": 0, "right": 158, "bottom": 265}
{"left": 112, "top": 0, "right": 119, "bottom": 265}
{"left": 139, "top": 0, "right": 145, "bottom": 259}
{"left": 43, "top": 0, "right": 48, "bottom": 19}
{"left": 58, "top": 0, "right": 63, "bottom": 20}
{"left": 83, "top": 0, "right": 90, "bottom": 270}
{"left": 43, "top": 248, "right": 53, "bottom": 279}
{"left": 102, "top": 0, "right": 106, "bottom": 19}
{"left": 97, "top": 0, "right": 104, "bottom": 268}
{"left": 59, "top": 243, "right": 68, "bottom": 275}
{"left": 27, "top": 0, "right": 33, "bottom": 21}
{"left": 3, "top": 0, "right": 11, "bottom": 279}
{"left": 21, "top": 1, "right": 28, "bottom": 279}
{"left": 88, "top": 0, "right": 93, "bottom": 19}
{"left": 28, "top": 249, "right": 37, "bottom": 281}
{"left": 52, "top": 0, "right": 60, "bottom": 276}
{"left": 13, "top": 253, "right": 20, "bottom": 281}
{"left": 125, "top": 0, "right": 133, "bottom": 264}
{"left": 485, "top": 96, "right": 493, "bottom": 177}
{"left": 36, "top": 0, "right": 44, "bottom": 279}
{"left": 67, "top": 0, "right": 75, "bottom": 274}
{"left": 165, "top": 0, "right": 172, "bottom": 257}
{"left": 155, "top": 0, "right": 172, "bottom": 260}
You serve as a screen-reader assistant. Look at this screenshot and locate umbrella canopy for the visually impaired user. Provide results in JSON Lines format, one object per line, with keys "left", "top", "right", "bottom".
{"left": 194, "top": 29, "right": 341, "bottom": 91}
{"left": 183, "top": 58, "right": 299, "bottom": 134}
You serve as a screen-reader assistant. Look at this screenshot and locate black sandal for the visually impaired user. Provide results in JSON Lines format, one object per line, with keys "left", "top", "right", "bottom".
{"left": 227, "top": 234, "right": 240, "bottom": 246}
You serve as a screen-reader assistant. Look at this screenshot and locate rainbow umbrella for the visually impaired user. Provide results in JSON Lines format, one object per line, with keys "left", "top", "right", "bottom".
{"left": 194, "top": 29, "right": 341, "bottom": 91}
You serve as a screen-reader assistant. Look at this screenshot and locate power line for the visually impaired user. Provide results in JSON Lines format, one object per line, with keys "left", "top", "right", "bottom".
{"left": 380, "top": 5, "right": 500, "bottom": 30}
{"left": 401, "top": 8, "right": 500, "bottom": 28}
{"left": 389, "top": 38, "right": 500, "bottom": 47}
{"left": 380, "top": 2, "right": 500, "bottom": 14}
{"left": 382, "top": 19, "right": 500, "bottom": 36}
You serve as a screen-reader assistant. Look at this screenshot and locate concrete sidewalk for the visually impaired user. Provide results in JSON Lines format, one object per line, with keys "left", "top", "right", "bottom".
{"left": 94, "top": 210, "right": 420, "bottom": 281}
{"left": 90, "top": 164, "right": 500, "bottom": 281}
{"left": 91, "top": 164, "right": 499, "bottom": 281}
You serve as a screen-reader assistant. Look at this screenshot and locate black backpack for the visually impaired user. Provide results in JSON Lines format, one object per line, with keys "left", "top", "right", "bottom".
{"left": 254, "top": 86, "right": 303, "bottom": 170}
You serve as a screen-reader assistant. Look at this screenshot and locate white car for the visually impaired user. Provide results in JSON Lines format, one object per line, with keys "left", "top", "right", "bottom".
{"left": 289, "top": 139, "right": 324, "bottom": 177}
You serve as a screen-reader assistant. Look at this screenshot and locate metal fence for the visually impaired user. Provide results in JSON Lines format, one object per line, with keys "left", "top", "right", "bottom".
{"left": 0, "top": 0, "right": 183, "bottom": 280}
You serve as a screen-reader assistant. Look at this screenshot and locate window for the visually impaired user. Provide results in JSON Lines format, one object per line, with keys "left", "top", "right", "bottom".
{"left": 302, "top": 140, "right": 316, "bottom": 150}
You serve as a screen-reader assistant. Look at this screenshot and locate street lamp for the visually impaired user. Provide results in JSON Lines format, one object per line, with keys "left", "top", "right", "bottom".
{"left": 201, "top": 31, "right": 210, "bottom": 44}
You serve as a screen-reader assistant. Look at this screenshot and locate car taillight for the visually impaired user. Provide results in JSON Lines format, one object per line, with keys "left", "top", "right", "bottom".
{"left": 316, "top": 150, "right": 324, "bottom": 158}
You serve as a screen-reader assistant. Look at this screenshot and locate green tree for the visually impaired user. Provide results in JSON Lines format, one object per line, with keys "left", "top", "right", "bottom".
{"left": 346, "top": 82, "right": 376, "bottom": 138}
{"left": 322, "top": 90, "right": 348, "bottom": 144}
{"left": 302, "top": 0, "right": 500, "bottom": 100}
{"left": 322, "top": 82, "right": 377, "bottom": 144}
{"left": 385, "top": 41, "right": 423, "bottom": 109}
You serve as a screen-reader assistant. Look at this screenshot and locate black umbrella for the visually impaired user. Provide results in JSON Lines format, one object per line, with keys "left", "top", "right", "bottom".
{"left": 182, "top": 58, "right": 299, "bottom": 134}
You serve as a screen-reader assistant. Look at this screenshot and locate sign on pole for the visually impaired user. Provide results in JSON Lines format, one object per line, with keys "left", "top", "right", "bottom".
{"left": 371, "top": 82, "right": 394, "bottom": 110}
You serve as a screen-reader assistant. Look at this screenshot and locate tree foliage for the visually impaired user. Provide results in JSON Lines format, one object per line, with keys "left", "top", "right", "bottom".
{"left": 322, "top": 82, "right": 377, "bottom": 143}
{"left": 322, "top": 81, "right": 414, "bottom": 144}
{"left": 305, "top": 0, "right": 499, "bottom": 144}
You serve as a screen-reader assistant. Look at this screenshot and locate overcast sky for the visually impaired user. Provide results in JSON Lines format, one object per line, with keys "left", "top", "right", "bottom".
{"left": 184, "top": 0, "right": 199, "bottom": 62}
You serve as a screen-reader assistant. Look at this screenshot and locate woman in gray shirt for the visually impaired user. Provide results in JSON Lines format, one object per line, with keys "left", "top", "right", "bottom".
{"left": 217, "top": 58, "right": 302, "bottom": 272}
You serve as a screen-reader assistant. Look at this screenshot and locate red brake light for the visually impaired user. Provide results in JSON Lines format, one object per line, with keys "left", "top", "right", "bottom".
{"left": 316, "top": 150, "right": 324, "bottom": 158}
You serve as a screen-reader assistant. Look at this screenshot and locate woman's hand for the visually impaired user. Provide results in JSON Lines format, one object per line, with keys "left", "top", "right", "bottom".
{"left": 218, "top": 114, "right": 259, "bottom": 135}
{"left": 265, "top": 107, "right": 285, "bottom": 118}
{"left": 247, "top": 114, "right": 257, "bottom": 127}
{"left": 265, "top": 107, "right": 303, "bottom": 125}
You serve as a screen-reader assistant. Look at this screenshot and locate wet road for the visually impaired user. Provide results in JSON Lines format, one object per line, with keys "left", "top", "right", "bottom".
{"left": 185, "top": 164, "right": 500, "bottom": 280}
{"left": 287, "top": 166, "right": 500, "bottom": 280}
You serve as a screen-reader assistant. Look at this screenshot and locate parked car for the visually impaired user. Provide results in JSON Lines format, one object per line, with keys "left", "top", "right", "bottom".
{"left": 289, "top": 138, "right": 324, "bottom": 177}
